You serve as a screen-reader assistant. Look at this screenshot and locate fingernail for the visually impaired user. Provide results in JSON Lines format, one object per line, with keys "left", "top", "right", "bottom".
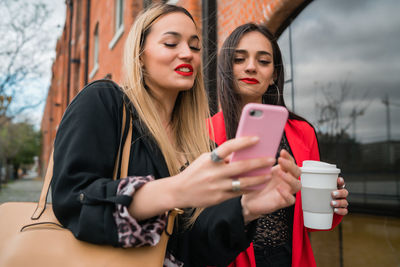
{"left": 266, "top": 157, "right": 276, "bottom": 164}
{"left": 332, "top": 191, "right": 339, "bottom": 197}
{"left": 334, "top": 208, "right": 339, "bottom": 213}
{"left": 331, "top": 200, "right": 337, "bottom": 206}
{"left": 265, "top": 174, "right": 272, "bottom": 180}
{"left": 251, "top": 136, "right": 260, "bottom": 142}
{"left": 339, "top": 177, "right": 344, "bottom": 183}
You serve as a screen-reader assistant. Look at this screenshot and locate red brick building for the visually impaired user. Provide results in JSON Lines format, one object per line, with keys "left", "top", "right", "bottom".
{"left": 41, "top": 0, "right": 311, "bottom": 172}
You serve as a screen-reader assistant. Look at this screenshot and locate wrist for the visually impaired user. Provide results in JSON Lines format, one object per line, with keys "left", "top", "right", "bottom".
{"left": 128, "top": 176, "right": 179, "bottom": 220}
{"left": 240, "top": 196, "right": 259, "bottom": 224}
{"left": 165, "top": 173, "right": 184, "bottom": 209}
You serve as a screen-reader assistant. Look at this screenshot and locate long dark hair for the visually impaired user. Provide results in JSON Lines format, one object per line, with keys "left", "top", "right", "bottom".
{"left": 218, "top": 23, "right": 306, "bottom": 139}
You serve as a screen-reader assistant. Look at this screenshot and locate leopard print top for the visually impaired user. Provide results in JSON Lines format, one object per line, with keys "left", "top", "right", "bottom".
{"left": 114, "top": 173, "right": 186, "bottom": 266}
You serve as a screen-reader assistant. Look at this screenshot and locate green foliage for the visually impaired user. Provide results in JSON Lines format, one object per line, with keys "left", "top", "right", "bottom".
{"left": 0, "top": 120, "right": 41, "bottom": 175}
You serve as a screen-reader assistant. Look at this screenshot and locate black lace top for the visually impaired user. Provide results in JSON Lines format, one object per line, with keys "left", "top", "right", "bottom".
{"left": 253, "top": 132, "right": 295, "bottom": 266}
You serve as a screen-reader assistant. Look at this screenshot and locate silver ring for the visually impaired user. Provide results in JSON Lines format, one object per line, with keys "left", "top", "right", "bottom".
{"left": 210, "top": 149, "right": 223, "bottom": 163}
{"left": 232, "top": 179, "right": 241, "bottom": 192}
{"left": 340, "top": 183, "right": 346, "bottom": 189}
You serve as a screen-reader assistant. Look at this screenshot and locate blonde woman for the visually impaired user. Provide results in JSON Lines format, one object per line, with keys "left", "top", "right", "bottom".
{"left": 51, "top": 4, "right": 301, "bottom": 266}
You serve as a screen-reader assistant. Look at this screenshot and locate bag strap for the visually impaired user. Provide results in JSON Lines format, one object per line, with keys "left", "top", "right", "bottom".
{"left": 120, "top": 106, "right": 132, "bottom": 179}
{"left": 166, "top": 208, "right": 184, "bottom": 235}
{"left": 113, "top": 104, "right": 131, "bottom": 180}
{"left": 31, "top": 149, "right": 55, "bottom": 219}
{"left": 32, "top": 105, "right": 132, "bottom": 220}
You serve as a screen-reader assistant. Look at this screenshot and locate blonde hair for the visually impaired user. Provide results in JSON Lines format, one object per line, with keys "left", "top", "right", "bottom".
{"left": 122, "top": 4, "right": 214, "bottom": 224}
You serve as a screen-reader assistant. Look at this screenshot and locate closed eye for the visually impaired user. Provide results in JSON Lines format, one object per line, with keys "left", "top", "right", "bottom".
{"left": 234, "top": 58, "right": 245, "bottom": 63}
{"left": 259, "top": 60, "right": 271, "bottom": 65}
{"left": 164, "top": 43, "right": 177, "bottom": 48}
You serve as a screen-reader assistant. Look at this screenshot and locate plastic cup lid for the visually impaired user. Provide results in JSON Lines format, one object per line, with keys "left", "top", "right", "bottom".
{"left": 301, "top": 160, "right": 340, "bottom": 174}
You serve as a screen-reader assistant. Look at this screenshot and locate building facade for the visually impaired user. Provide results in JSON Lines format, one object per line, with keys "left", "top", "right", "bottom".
{"left": 40, "top": 1, "right": 400, "bottom": 266}
{"left": 41, "top": 0, "right": 310, "bottom": 171}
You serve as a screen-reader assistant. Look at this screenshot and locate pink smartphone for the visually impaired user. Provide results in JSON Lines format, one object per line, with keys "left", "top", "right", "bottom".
{"left": 230, "top": 103, "right": 289, "bottom": 180}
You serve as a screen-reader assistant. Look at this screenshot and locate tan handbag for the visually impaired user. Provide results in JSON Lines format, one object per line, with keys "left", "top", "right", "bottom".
{"left": 0, "top": 106, "right": 183, "bottom": 267}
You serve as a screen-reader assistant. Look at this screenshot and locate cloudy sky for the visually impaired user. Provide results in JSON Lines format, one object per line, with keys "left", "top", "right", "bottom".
{"left": 278, "top": 0, "right": 400, "bottom": 143}
{"left": 33, "top": 0, "right": 66, "bottom": 127}
{"left": 7, "top": 0, "right": 66, "bottom": 127}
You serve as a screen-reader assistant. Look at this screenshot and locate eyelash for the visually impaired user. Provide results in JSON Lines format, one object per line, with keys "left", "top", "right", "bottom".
{"left": 164, "top": 43, "right": 176, "bottom": 48}
{"left": 233, "top": 58, "right": 271, "bottom": 65}
{"left": 191, "top": 46, "right": 201, "bottom": 51}
{"left": 259, "top": 60, "right": 271, "bottom": 65}
{"left": 164, "top": 43, "right": 201, "bottom": 51}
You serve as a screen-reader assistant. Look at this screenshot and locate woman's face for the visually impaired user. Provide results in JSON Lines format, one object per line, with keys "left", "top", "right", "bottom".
{"left": 141, "top": 12, "right": 201, "bottom": 96}
{"left": 232, "top": 31, "right": 275, "bottom": 103}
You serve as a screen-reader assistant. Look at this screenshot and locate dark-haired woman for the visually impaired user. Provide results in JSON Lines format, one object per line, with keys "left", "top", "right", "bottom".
{"left": 209, "top": 23, "right": 349, "bottom": 267}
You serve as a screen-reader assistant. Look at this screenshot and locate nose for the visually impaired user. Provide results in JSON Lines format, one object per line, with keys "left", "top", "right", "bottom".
{"left": 245, "top": 58, "right": 256, "bottom": 74}
{"left": 178, "top": 44, "right": 194, "bottom": 61}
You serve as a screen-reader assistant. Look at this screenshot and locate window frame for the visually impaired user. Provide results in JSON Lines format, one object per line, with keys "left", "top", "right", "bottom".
{"left": 108, "top": 0, "right": 124, "bottom": 50}
{"left": 89, "top": 23, "right": 99, "bottom": 79}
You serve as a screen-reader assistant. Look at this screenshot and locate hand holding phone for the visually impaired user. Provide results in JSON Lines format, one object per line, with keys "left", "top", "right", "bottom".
{"left": 230, "top": 103, "right": 288, "bottom": 180}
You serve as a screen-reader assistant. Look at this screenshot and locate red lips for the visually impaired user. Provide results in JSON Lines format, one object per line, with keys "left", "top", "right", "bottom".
{"left": 240, "top": 78, "right": 259, "bottom": 84}
{"left": 175, "top": 64, "right": 193, "bottom": 76}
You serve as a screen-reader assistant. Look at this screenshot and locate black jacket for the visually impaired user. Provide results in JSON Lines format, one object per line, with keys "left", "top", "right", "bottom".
{"left": 52, "top": 80, "right": 255, "bottom": 266}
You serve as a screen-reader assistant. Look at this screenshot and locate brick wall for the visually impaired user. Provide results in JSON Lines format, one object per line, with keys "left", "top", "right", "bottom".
{"left": 41, "top": 0, "right": 310, "bottom": 172}
{"left": 217, "top": 0, "right": 296, "bottom": 46}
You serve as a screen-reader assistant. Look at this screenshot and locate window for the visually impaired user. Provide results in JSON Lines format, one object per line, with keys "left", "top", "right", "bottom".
{"left": 109, "top": 0, "right": 124, "bottom": 50}
{"left": 89, "top": 23, "right": 99, "bottom": 79}
{"left": 278, "top": 1, "right": 400, "bottom": 266}
{"left": 75, "top": 0, "right": 82, "bottom": 38}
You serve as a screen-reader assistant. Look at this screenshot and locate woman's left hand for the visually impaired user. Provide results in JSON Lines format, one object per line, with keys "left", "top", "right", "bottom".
{"left": 241, "top": 150, "right": 302, "bottom": 223}
{"left": 331, "top": 177, "right": 349, "bottom": 216}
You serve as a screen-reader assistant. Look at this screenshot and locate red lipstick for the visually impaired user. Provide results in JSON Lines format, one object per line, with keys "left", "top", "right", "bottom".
{"left": 175, "top": 64, "right": 193, "bottom": 76}
{"left": 240, "top": 78, "right": 259, "bottom": 84}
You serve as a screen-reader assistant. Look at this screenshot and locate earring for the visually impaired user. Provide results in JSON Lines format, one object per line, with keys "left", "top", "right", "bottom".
{"left": 264, "top": 82, "right": 280, "bottom": 105}
{"left": 272, "top": 83, "right": 280, "bottom": 104}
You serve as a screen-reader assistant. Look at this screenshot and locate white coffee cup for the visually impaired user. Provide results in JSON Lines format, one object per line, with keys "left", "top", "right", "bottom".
{"left": 300, "top": 160, "right": 340, "bottom": 230}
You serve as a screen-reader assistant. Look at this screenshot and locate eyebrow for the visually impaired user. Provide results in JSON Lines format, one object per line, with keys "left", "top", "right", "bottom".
{"left": 235, "top": 49, "right": 272, "bottom": 56}
{"left": 163, "top": 31, "right": 199, "bottom": 41}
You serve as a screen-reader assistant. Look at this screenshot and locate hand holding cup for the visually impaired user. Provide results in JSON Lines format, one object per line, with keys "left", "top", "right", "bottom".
{"left": 300, "top": 161, "right": 341, "bottom": 229}
{"left": 331, "top": 177, "right": 349, "bottom": 216}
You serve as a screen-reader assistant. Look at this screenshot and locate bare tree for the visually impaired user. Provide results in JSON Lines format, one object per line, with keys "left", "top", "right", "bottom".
{"left": 0, "top": 0, "right": 51, "bottom": 125}
{"left": 314, "top": 79, "right": 371, "bottom": 140}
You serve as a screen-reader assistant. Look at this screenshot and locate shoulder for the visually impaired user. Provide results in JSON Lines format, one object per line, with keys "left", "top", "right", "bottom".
{"left": 287, "top": 119, "right": 316, "bottom": 137}
{"left": 65, "top": 79, "right": 124, "bottom": 115}
{"left": 286, "top": 119, "right": 317, "bottom": 148}
{"left": 57, "top": 80, "right": 127, "bottom": 135}
{"left": 72, "top": 79, "right": 123, "bottom": 105}
{"left": 286, "top": 119, "right": 320, "bottom": 161}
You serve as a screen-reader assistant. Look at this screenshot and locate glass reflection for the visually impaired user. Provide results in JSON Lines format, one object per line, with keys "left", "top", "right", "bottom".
{"left": 278, "top": 0, "right": 400, "bottom": 265}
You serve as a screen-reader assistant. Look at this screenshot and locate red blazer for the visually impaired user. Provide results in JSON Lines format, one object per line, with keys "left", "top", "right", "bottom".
{"left": 208, "top": 111, "right": 343, "bottom": 267}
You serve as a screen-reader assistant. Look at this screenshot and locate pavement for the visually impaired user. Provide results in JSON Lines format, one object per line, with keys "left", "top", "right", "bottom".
{"left": 0, "top": 177, "right": 44, "bottom": 204}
